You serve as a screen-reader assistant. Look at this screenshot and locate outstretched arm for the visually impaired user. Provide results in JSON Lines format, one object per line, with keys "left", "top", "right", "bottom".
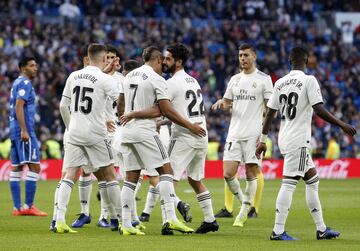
{"left": 313, "top": 103, "right": 356, "bottom": 136}
{"left": 211, "top": 98, "right": 232, "bottom": 111}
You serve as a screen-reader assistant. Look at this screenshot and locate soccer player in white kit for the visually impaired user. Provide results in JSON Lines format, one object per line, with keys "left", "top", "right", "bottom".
{"left": 162, "top": 43, "right": 219, "bottom": 233}
{"left": 71, "top": 44, "right": 123, "bottom": 229}
{"left": 50, "top": 44, "right": 91, "bottom": 231}
{"left": 55, "top": 44, "right": 123, "bottom": 234}
{"left": 95, "top": 44, "right": 125, "bottom": 228}
{"left": 256, "top": 46, "right": 356, "bottom": 240}
{"left": 118, "top": 46, "right": 206, "bottom": 235}
{"left": 212, "top": 44, "right": 273, "bottom": 227}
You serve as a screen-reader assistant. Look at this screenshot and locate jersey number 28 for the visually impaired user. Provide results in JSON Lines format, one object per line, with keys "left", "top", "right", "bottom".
{"left": 279, "top": 92, "right": 298, "bottom": 120}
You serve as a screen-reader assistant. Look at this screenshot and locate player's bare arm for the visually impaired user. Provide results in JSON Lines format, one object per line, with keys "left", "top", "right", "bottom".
{"left": 15, "top": 99, "right": 29, "bottom": 142}
{"left": 120, "top": 105, "right": 161, "bottom": 125}
{"left": 117, "top": 93, "right": 125, "bottom": 119}
{"left": 158, "top": 99, "right": 206, "bottom": 137}
{"left": 59, "top": 95, "right": 71, "bottom": 129}
{"left": 263, "top": 99, "right": 269, "bottom": 118}
{"left": 313, "top": 103, "right": 356, "bottom": 136}
{"left": 211, "top": 98, "right": 232, "bottom": 111}
{"left": 256, "top": 108, "right": 277, "bottom": 159}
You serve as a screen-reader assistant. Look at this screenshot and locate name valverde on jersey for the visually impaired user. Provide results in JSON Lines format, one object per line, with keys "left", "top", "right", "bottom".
{"left": 224, "top": 69, "right": 273, "bottom": 141}
{"left": 121, "top": 64, "right": 168, "bottom": 143}
{"left": 167, "top": 69, "right": 207, "bottom": 149}
{"left": 9, "top": 76, "right": 37, "bottom": 140}
{"left": 267, "top": 70, "right": 323, "bottom": 154}
{"left": 62, "top": 65, "right": 119, "bottom": 145}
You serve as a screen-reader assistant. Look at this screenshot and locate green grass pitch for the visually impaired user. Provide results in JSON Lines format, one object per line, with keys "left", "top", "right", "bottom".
{"left": 0, "top": 179, "right": 359, "bottom": 251}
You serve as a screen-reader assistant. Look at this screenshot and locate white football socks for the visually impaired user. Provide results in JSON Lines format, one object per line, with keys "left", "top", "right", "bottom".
{"left": 79, "top": 175, "right": 92, "bottom": 216}
{"left": 273, "top": 179, "right": 297, "bottom": 235}
{"left": 305, "top": 175, "right": 326, "bottom": 232}
{"left": 197, "top": 191, "right": 215, "bottom": 223}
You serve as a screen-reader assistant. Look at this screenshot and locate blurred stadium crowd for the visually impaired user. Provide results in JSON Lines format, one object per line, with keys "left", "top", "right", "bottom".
{"left": 0, "top": 0, "right": 360, "bottom": 159}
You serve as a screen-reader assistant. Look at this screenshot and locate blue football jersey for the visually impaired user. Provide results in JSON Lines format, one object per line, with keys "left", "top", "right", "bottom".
{"left": 9, "top": 76, "right": 37, "bottom": 140}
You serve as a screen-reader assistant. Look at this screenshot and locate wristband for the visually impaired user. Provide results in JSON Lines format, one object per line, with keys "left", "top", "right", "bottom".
{"left": 259, "top": 134, "right": 268, "bottom": 144}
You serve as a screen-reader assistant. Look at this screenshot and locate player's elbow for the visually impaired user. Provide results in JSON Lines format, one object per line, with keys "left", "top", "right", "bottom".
{"left": 312, "top": 103, "right": 324, "bottom": 116}
{"left": 160, "top": 104, "right": 173, "bottom": 118}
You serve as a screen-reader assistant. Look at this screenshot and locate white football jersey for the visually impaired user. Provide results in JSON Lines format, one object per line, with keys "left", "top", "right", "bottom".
{"left": 267, "top": 70, "right": 323, "bottom": 154}
{"left": 224, "top": 69, "right": 273, "bottom": 141}
{"left": 121, "top": 65, "right": 168, "bottom": 143}
{"left": 104, "top": 71, "right": 125, "bottom": 136}
{"left": 62, "top": 66, "right": 119, "bottom": 145}
{"left": 167, "top": 69, "right": 207, "bottom": 149}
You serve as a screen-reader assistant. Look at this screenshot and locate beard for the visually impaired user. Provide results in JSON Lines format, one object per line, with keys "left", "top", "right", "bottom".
{"left": 162, "top": 63, "right": 176, "bottom": 74}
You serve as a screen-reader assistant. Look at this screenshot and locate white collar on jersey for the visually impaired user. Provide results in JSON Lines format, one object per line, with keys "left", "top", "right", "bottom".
{"left": 173, "top": 69, "right": 186, "bottom": 77}
{"left": 85, "top": 65, "right": 102, "bottom": 71}
{"left": 289, "top": 70, "right": 305, "bottom": 74}
{"left": 241, "top": 68, "right": 258, "bottom": 76}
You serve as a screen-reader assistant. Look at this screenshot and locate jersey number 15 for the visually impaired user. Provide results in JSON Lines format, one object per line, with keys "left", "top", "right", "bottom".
{"left": 73, "top": 86, "right": 94, "bottom": 114}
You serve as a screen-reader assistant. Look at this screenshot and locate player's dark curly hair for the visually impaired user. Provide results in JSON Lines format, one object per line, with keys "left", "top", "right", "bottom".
{"left": 166, "top": 43, "right": 189, "bottom": 66}
{"left": 124, "top": 59, "right": 140, "bottom": 72}
{"left": 289, "top": 46, "right": 308, "bottom": 66}
{"left": 105, "top": 44, "right": 121, "bottom": 58}
{"left": 18, "top": 56, "right": 36, "bottom": 69}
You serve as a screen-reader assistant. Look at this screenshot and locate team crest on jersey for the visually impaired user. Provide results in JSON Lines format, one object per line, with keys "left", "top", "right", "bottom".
{"left": 18, "top": 89, "right": 26, "bottom": 96}
{"left": 252, "top": 82, "right": 257, "bottom": 88}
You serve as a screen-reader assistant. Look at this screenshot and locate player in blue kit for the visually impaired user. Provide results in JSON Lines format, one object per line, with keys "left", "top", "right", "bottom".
{"left": 9, "top": 56, "right": 47, "bottom": 217}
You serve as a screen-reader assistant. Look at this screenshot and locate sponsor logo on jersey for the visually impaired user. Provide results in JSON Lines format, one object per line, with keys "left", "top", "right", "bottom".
{"left": 233, "top": 89, "right": 256, "bottom": 101}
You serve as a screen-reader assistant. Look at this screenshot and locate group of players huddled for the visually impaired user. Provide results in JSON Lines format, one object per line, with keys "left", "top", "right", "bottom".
{"left": 9, "top": 42, "right": 356, "bottom": 240}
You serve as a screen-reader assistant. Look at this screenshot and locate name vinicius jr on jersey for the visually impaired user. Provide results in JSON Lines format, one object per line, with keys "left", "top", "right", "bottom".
{"left": 277, "top": 78, "right": 303, "bottom": 91}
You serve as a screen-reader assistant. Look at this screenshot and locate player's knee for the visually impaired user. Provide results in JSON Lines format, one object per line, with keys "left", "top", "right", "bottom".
{"left": 12, "top": 165, "right": 23, "bottom": 172}
{"left": 157, "top": 163, "right": 173, "bottom": 176}
{"left": 64, "top": 168, "right": 79, "bottom": 182}
{"left": 303, "top": 168, "right": 317, "bottom": 181}
{"left": 149, "top": 176, "right": 159, "bottom": 187}
{"left": 125, "top": 170, "right": 141, "bottom": 183}
{"left": 28, "top": 163, "right": 40, "bottom": 173}
{"left": 245, "top": 164, "right": 258, "bottom": 178}
{"left": 223, "top": 169, "right": 236, "bottom": 179}
{"left": 188, "top": 177, "right": 205, "bottom": 193}
{"left": 223, "top": 162, "right": 238, "bottom": 178}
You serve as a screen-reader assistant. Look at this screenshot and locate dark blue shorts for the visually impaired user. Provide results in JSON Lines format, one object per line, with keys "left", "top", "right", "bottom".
{"left": 10, "top": 135, "right": 40, "bottom": 166}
